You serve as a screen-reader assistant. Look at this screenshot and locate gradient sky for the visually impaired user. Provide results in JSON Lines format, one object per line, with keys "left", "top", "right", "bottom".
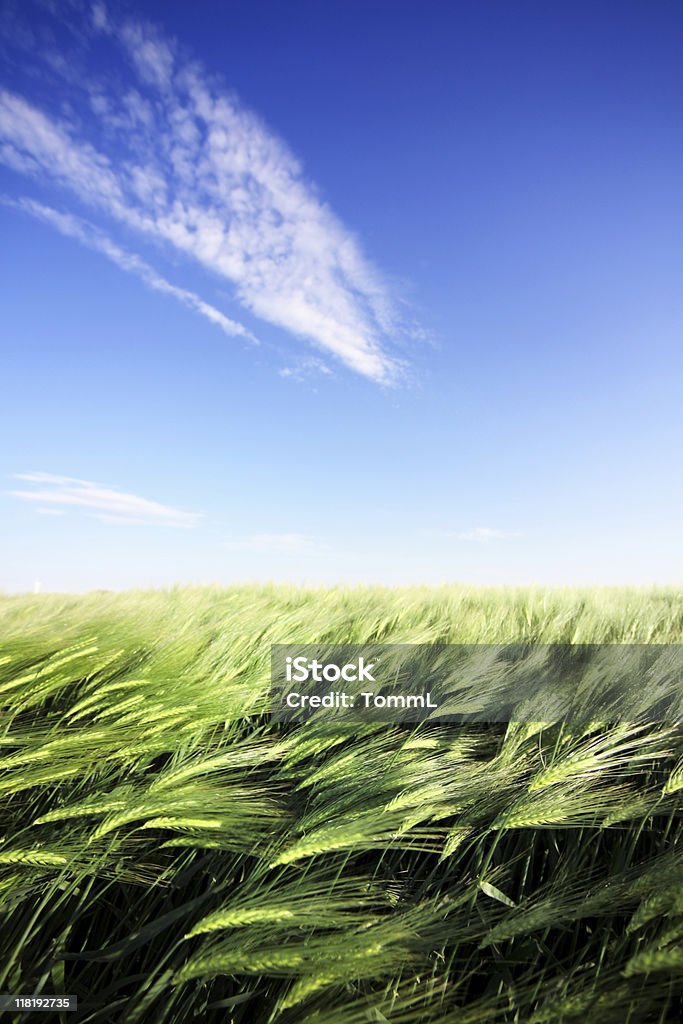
{"left": 1, "top": 0, "right": 682, "bottom": 591}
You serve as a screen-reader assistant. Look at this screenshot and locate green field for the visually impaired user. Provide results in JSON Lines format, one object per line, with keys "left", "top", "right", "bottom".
{"left": 1, "top": 586, "right": 682, "bottom": 1023}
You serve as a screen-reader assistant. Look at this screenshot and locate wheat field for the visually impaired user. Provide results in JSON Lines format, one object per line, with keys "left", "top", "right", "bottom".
{"left": 0, "top": 585, "right": 681, "bottom": 1022}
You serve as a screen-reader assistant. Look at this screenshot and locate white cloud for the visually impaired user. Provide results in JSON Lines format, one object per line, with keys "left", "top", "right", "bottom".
{"left": 11, "top": 473, "right": 200, "bottom": 528}
{"left": 3, "top": 196, "right": 255, "bottom": 341}
{"left": 456, "top": 527, "right": 517, "bottom": 543}
{"left": 117, "top": 20, "right": 175, "bottom": 89}
{"left": 278, "top": 356, "right": 333, "bottom": 382}
{"left": 0, "top": 7, "right": 405, "bottom": 382}
{"left": 223, "top": 533, "right": 322, "bottom": 554}
{"left": 90, "top": 3, "right": 109, "bottom": 33}
{"left": 0, "top": 90, "right": 127, "bottom": 210}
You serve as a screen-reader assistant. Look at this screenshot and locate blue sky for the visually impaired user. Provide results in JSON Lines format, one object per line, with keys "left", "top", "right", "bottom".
{"left": 1, "top": 0, "right": 682, "bottom": 591}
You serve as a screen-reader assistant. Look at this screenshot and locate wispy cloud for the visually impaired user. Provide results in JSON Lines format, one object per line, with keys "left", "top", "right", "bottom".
{"left": 278, "top": 357, "right": 334, "bottom": 383}
{"left": 456, "top": 527, "right": 518, "bottom": 543}
{"left": 11, "top": 473, "right": 200, "bottom": 528}
{"left": 223, "top": 533, "right": 323, "bottom": 554}
{"left": 0, "top": 3, "right": 404, "bottom": 382}
{"left": 3, "top": 196, "right": 256, "bottom": 341}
